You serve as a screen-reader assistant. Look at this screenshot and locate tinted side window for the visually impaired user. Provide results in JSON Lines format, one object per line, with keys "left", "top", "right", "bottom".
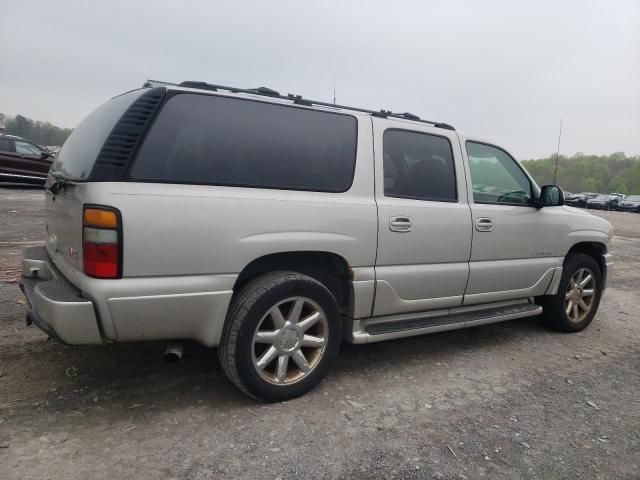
{"left": 0, "top": 138, "right": 14, "bottom": 152}
{"left": 383, "top": 130, "right": 457, "bottom": 202}
{"left": 466, "top": 142, "right": 532, "bottom": 205}
{"left": 131, "top": 94, "right": 358, "bottom": 192}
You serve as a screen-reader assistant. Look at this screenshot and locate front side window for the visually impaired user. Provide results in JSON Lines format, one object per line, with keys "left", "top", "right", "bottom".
{"left": 131, "top": 94, "right": 358, "bottom": 192}
{"left": 383, "top": 130, "right": 457, "bottom": 202}
{"left": 15, "top": 141, "right": 43, "bottom": 156}
{"left": 466, "top": 142, "right": 533, "bottom": 205}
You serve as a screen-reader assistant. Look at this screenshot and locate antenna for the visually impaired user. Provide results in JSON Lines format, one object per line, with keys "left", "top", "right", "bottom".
{"left": 333, "top": 78, "right": 336, "bottom": 105}
{"left": 553, "top": 119, "right": 563, "bottom": 185}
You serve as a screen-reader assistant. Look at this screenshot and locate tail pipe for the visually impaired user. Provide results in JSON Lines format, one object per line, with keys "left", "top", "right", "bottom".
{"left": 163, "top": 343, "right": 184, "bottom": 363}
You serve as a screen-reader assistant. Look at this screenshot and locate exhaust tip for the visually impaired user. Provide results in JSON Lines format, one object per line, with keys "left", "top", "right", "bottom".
{"left": 163, "top": 343, "right": 184, "bottom": 363}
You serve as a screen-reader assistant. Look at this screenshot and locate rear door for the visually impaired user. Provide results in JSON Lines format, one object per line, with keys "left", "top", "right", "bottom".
{"left": 372, "top": 118, "right": 472, "bottom": 316}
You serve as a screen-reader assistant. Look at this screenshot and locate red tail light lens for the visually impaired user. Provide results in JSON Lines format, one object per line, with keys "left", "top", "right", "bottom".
{"left": 83, "top": 206, "right": 121, "bottom": 279}
{"left": 83, "top": 243, "right": 119, "bottom": 278}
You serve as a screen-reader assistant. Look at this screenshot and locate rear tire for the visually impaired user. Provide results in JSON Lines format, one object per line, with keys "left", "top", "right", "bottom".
{"left": 538, "top": 253, "right": 603, "bottom": 332}
{"left": 218, "top": 271, "right": 342, "bottom": 402}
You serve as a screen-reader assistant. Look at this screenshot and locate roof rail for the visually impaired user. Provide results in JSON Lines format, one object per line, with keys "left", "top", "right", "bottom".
{"left": 144, "top": 79, "right": 455, "bottom": 131}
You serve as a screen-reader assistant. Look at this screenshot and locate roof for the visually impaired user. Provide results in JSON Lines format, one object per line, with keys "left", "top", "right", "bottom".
{"left": 144, "top": 79, "right": 456, "bottom": 132}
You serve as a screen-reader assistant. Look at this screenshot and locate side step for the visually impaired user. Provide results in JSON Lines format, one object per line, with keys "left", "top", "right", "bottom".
{"left": 350, "top": 302, "right": 542, "bottom": 344}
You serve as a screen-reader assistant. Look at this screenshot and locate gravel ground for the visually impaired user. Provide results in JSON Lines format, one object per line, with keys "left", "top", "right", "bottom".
{"left": 0, "top": 187, "right": 638, "bottom": 480}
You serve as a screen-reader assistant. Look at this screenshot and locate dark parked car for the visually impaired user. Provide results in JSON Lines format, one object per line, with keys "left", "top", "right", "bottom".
{"left": 617, "top": 195, "right": 640, "bottom": 213}
{"left": 586, "top": 194, "right": 619, "bottom": 210}
{"left": 565, "top": 192, "right": 599, "bottom": 208}
{"left": 0, "top": 134, "right": 53, "bottom": 185}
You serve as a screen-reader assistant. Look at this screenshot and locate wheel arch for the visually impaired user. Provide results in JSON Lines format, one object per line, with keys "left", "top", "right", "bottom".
{"left": 566, "top": 241, "right": 607, "bottom": 274}
{"left": 233, "top": 251, "right": 353, "bottom": 314}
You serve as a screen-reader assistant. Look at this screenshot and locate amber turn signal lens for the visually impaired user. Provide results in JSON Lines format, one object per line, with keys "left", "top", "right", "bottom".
{"left": 84, "top": 208, "right": 118, "bottom": 227}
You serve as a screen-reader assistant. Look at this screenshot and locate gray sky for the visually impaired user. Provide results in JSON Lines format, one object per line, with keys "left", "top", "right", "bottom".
{"left": 1, "top": 0, "right": 638, "bottom": 158}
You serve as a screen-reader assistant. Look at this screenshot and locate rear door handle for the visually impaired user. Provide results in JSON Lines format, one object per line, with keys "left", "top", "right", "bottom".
{"left": 389, "top": 216, "right": 413, "bottom": 232}
{"left": 475, "top": 217, "right": 494, "bottom": 232}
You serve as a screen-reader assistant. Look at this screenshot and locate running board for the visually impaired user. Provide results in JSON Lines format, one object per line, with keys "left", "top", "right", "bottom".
{"left": 348, "top": 302, "right": 542, "bottom": 344}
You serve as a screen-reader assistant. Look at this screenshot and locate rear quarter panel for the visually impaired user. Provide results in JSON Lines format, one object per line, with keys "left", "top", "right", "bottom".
{"left": 84, "top": 115, "right": 378, "bottom": 278}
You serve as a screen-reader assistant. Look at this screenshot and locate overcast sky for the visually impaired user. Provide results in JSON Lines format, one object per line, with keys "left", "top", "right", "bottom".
{"left": 1, "top": 0, "right": 638, "bottom": 158}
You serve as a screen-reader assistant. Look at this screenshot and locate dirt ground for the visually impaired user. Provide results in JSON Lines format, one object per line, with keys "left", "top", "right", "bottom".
{"left": 0, "top": 187, "right": 638, "bottom": 480}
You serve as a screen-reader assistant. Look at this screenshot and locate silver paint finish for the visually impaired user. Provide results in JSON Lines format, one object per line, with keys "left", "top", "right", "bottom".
{"left": 371, "top": 117, "right": 472, "bottom": 316}
{"left": 29, "top": 84, "right": 614, "bottom": 348}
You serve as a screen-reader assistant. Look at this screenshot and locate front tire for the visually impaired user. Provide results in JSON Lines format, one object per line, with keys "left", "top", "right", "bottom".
{"left": 218, "top": 271, "right": 342, "bottom": 402}
{"left": 538, "top": 254, "right": 603, "bottom": 332}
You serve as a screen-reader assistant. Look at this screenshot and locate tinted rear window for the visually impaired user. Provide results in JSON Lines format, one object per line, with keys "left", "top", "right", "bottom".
{"left": 130, "top": 94, "right": 358, "bottom": 192}
{"left": 383, "top": 129, "right": 457, "bottom": 202}
{"left": 51, "top": 89, "right": 145, "bottom": 180}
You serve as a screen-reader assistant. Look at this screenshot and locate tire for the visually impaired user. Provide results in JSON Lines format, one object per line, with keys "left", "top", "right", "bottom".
{"left": 537, "top": 253, "right": 603, "bottom": 332}
{"left": 218, "top": 271, "right": 342, "bottom": 402}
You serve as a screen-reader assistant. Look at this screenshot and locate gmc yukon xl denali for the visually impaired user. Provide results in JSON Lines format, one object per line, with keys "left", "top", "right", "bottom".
{"left": 20, "top": 81, "right": 613, "bottom": 401}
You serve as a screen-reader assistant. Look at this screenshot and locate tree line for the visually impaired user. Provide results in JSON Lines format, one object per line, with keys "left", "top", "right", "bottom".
{"left": 523, "top": 152, "right": 640, "bottom": 195}
{"left": 0, "top": 113, "right": 73, "bottom": 147}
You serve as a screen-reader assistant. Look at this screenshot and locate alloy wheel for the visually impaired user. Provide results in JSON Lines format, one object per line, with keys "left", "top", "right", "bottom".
{"left": 251, "top": 297, "right": 328, "bottom": 385}
{"left": 564, "top": 268, "right": 596, "bottom": 323}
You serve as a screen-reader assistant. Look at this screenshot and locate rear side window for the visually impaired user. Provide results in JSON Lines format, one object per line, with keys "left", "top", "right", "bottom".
{"left": 130, "top": 94, "right": 358, "bottom": 192}
{"left": 0, "top": 138, "right": 14, "bottom": 152}
{"left": 51, "top": 89, "right": 146, "bottom": 180}
{"left": 383, "top": 129, "right": 457, "bottom": 202}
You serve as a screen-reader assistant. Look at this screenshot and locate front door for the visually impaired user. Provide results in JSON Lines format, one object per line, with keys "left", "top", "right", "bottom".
{"left": 462, "top": 139, "right": 567, "bottom": 305}
{"left": 13, "top": 139, "right": 51, "bottom": 177}
{"left": 372, "top": 119, "right": 472, "bottom": 316}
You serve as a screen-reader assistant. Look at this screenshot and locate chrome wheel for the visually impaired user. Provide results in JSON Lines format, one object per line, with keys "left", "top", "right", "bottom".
{"left": 564, "top": 268, "right": 596, "bottom": 323}
{"left": 251, "top": 296, "right": 328, "bottom": 385}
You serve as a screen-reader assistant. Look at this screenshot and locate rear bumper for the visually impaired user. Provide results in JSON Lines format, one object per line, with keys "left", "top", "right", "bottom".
{"left": 20, "top": 245, "right": 236, "bottom": 347}
{"left": 20, "top": 246, "right": 102, "bottom": 344}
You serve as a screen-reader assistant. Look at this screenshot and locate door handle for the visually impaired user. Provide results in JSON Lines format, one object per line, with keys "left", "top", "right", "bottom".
{"left": 475, "top": 217, "right": 494, "bottom": 232}
{"left": 389, "top": 216, "right": 413, "bottom": 232}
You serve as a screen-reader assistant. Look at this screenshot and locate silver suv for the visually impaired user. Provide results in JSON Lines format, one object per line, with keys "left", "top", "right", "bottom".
{"left": 20, "top": 81, "right": 613, "bottom": 401}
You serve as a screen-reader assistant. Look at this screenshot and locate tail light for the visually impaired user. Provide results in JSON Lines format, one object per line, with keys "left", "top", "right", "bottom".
{"left": 83, "top": 206, "right": 122, "bottom": 279}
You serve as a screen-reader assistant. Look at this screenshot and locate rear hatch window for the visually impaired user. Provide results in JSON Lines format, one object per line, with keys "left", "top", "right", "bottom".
{"left": 51, "top": 89, "right": 146, "bottom": 180}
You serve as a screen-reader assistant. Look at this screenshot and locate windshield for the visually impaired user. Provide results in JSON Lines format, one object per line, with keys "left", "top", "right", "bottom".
{"left": 51, "top": 89, "right": 145, "bottom": 180}
{"left": 593, "top": 195, "right": 610, "bottom": 200}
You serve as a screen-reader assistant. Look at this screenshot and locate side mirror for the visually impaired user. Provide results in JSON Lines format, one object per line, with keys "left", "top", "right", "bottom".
{"left": 537, "top": 185, "right": 564, "bottom": 208}
{"left": 41, "top": 151, "right": 51, "bottom": 159}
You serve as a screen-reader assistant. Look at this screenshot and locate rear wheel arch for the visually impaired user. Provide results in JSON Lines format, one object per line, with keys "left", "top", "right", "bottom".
{"left": 233, "top": 251, "right": 353, "bottom": 315}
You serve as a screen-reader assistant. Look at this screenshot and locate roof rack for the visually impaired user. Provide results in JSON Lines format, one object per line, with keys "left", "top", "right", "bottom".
{"left": 143, "top": 79, "right": 455, "bottom": 131}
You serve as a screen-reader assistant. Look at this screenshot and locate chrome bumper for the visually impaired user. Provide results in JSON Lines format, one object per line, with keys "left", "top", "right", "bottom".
{"left": 19, "top": 246, "right": 102, "bottom": 345}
